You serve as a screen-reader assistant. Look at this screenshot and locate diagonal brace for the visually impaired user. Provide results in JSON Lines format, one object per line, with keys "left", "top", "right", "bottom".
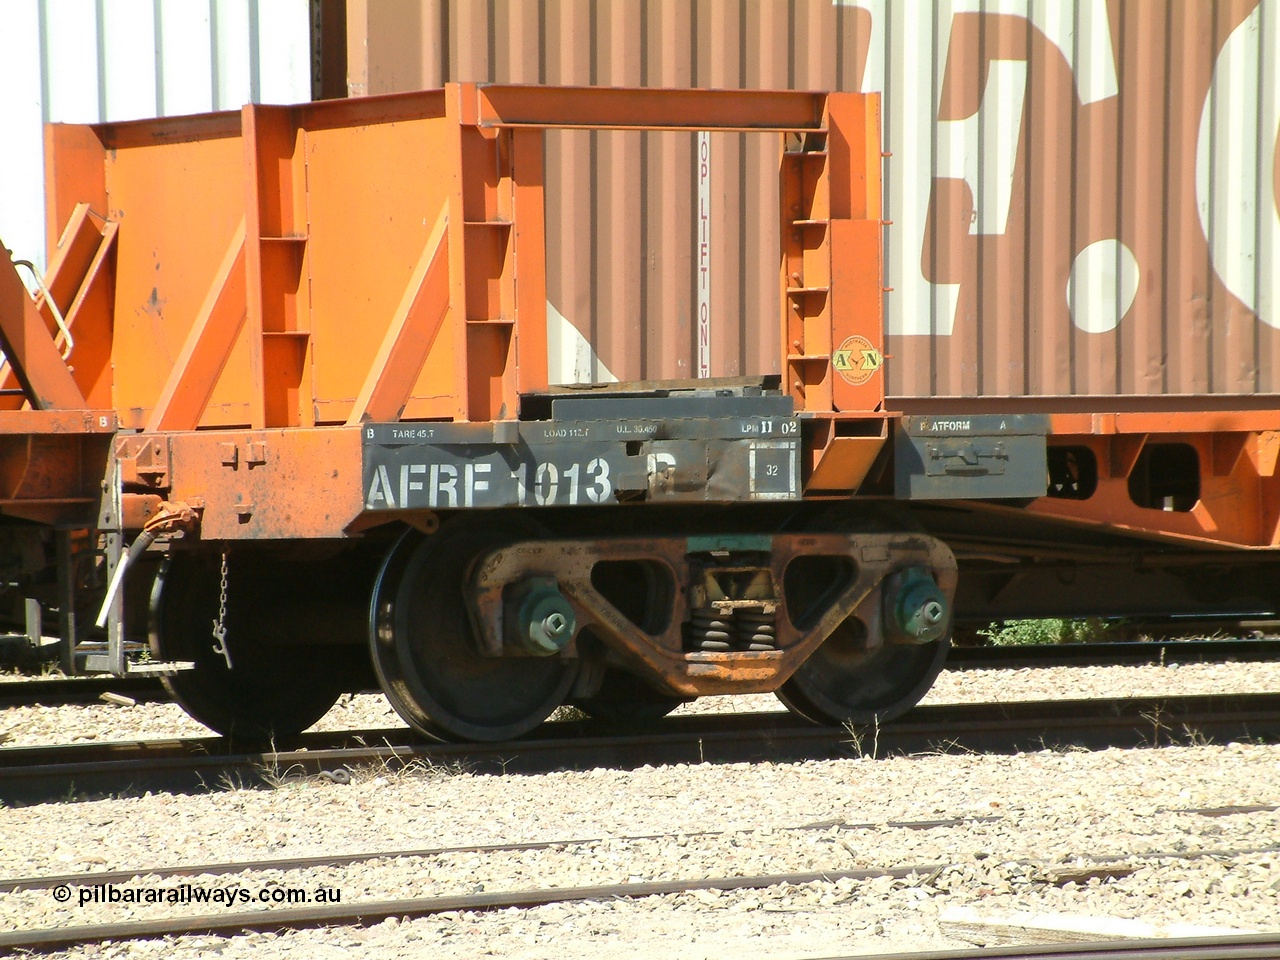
{"left": 146, "top": 222, "right": 248, "bottom": 433}
{"left": 0, "top": 246, "right": 86, "bottom": 410}
{"left": 347, "top": 206, "right": 451, "bottom": 425}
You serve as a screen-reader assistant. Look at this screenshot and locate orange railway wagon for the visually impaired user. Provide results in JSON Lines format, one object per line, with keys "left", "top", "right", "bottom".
{"left": 0, "top": 84, "right": 1276, "bottom": 742}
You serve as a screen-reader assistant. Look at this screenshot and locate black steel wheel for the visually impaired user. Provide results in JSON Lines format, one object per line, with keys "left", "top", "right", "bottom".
{"left": 775, "top": 504, "right": 950, "bottom": 726}
{"left": 775, "top": 626, "right": 949, "bottom": 725}
{"left": 150, "top": 552, "right": 351, "bottom": 742}
{"left": 571, "top": 667, "right": 688, "bottom": 726}
{"left": 370, "top": 521, "right": 578, "bottom": 742}
{"left": 569, "top": 557, "right": 688, "bottom": 726}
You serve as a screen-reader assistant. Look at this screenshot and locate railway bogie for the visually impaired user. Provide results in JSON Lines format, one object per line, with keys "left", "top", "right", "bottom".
{"left": 345, "top": 501, "right": 956, "bottom": 740}
{"left": 2, "top": 83, "right": 1279, "bottom": 743}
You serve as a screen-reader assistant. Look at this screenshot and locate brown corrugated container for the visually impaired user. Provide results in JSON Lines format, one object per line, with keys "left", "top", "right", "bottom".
{"left": 345, "top": 0, "right": 1280, "bottom": 402}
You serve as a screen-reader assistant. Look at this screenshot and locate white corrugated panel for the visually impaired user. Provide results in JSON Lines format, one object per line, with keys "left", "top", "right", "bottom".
{"left": 0, "top": 0, "right": 312, "bottom": 273}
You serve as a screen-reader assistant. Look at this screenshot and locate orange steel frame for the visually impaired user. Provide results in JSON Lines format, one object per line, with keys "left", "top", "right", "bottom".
{"left": 1032, "top": 413, "right": 1280, "bottom": 551}
{"left": 38, "top": 85, "right": 883, "bottom": 430}
{"left": 0, "top": 84, "right": 884, "bottom": 540}
{"left": 0, "top": 83, "right": 1277, "bottom": 550}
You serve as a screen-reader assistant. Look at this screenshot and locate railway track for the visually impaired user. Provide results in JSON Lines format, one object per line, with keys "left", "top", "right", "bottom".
{"left": 0, "top": 813, "right": 1005, "bottom": 894}
{"left": 3, "top": 804, "right": 1271, "bottom": 895}
{"left": 3, "top": 692, "right": 1278, "bottom": 804}
{"left": 859, "top": 936, "right": 1280, "bottom": 958}
{"left": 2, "top": 840, "right": 1277, "bottom": 954}
{"left": 2, "top": 638, "right": 1277, "bottom": 710}
{"left": 0, "top": 675, "right": 169, "bottom": 709}
{"left": 944, "top": 638, "right": 1280, "bottom": 670}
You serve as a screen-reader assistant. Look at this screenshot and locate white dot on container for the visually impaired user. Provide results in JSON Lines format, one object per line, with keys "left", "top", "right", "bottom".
{"left": 1067, "top": 239, "right": 1141, "bottom": 334}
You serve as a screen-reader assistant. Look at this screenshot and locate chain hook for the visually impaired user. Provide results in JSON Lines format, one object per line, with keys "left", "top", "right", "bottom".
{"left": 211, "top": 550, "right": 232, "bottom": 670}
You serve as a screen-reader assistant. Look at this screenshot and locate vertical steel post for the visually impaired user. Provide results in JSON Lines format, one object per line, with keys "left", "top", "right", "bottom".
{"left": 57, "top": 530, "right": 77, "bottom": 675}
{"left": 82, "top": 531, "right": 125, "bottom": 674}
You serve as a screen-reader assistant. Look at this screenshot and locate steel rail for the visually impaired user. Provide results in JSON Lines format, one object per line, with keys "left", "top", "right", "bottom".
{"left": 945, "top": 639, "right": 1280, "bottom": 670}
{"left": 820, "top": 934, "right": 1280, "bottom": 959}
{"left": 1, "top": 638, "right": 1277, "bottom": 710}
{"left": 0, "top": 675, "right": 168, "bottom": 709}
{"left": 2, "top": 693, "right": 1279, "bottom": 804}
{"left": 0, "top": 814, "right": 1002, "bottom": 894}
{"left": 5, "top": 837, "right": 1277, "bottom": 902}
{"left": 4, "top": 847, "right": 1279, "bottom": 955}
{"left": 0, "top": 864, "right": 933, "bottom": 953}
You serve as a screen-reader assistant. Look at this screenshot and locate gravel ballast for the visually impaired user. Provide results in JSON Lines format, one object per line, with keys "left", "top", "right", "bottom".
{"left": 3, "top": 660, "right": 1280, "bottom": 748}
{"left": 1, "top": 662, "right": 1278, "bottom": 957}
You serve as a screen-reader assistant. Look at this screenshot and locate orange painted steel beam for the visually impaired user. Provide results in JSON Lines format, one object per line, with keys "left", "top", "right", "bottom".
{"left": 0, "top": 250, "right": 86, "bottom": 411}
{"left": 470, "top": 84, "right": 827, "bottom": 132}
{"left": 827, "top": 92, "right": 885, "bottom": 416}
{"left": 827, "top": 92, "right": 882, "bottom": 222}
{"left": 293, "top": 89, "right": 447, "bottom": 130}
{"left": 32, "top": 201, "right": 103, "bottom": 371}
{"left": 1025, "top": 429, "right": 1280, "bottom": 549}
{"left": 829, "top": 218, "right": 885, "bottom": 413}
{"left": 44, "top": 125, "right": 105, "bottom": 257}
{"left": 0, "top": 203, "right": 106, "bottom": 407}
{"left": 0, "top": 409, "right": 114, "bottom": 434}
{"left": 91, "top": 110, "right": 242, "bottom": 152}
{"left": 243, "top": 106, "right": 274, "bottom": 430}
{"left": 145, "top": 222, "right": 248, "bottom": 433}
{"left": 511, "top": 127, "right": 549, "bottom": 398}
{"left": 241, "top": 103, "right": 312, "bottom": 429}
{"left": 444, "top": 93, "right": 473, "bottom": 423}
{"left": 347, "top": 207, "right": 451, "bottom": 425}
{"left": 1028, "top": 480, "right": 1261, "bottom": 549}
{"left": 60, "top": 221, "right": 118, "bottom": 410}
{"left": 779, "top": 92, "right": 884, "bottom": 424}
{"left": 443, "top": 96, "right": 521, "bottom": 423}
{"left": 780, "top": 140, "right": 832, "bottom": 413}
{"left": 1049, "top": 411, "right": 1280, "bottom": 436}
{"left": 44, "top": 204, "right": 105, "bottom": 314}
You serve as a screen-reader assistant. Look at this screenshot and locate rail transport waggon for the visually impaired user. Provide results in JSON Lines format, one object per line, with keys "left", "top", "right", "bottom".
{"left": 0, "top": 84, "right": 1277, "bottom": 742}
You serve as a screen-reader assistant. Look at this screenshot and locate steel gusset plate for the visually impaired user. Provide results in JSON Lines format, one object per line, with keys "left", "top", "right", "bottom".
{"left": 469, "top": 533, "right": 957, "bottom": 699}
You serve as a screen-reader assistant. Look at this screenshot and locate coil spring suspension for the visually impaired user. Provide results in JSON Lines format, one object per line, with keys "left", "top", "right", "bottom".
{"left": 735, "top": 609, "right": 777, "bottom": 651}
{"left": 686, "top": 607, "right": 777, "bottom": 652}
{"left": 688, "top": 607, "right": 735, "bottom": 651}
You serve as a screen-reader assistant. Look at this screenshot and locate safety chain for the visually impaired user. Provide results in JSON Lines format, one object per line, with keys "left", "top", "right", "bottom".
{"left": 211, "top": 550, "right": 232, "bottom": 670}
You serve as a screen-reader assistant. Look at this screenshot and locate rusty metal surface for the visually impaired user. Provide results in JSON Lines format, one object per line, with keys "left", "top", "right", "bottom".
{"left": 163, "top": 428, "right": 365, "bottom": 541}
{"left": 0, "top": 433, "right": 109, "bottom": 523}
{"left": 469, "top": 531, "right": 957, "bottom": 697}
{"left": 345, "top": 0, "right": 1280, "bottom": 401}
{"left": 0, "top": 409, "right": 114, "bottom": 526}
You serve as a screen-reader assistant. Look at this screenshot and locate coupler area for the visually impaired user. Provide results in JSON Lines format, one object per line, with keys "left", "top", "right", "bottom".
{"left": 468, "top": 532, "right": 957, "bottom": 700}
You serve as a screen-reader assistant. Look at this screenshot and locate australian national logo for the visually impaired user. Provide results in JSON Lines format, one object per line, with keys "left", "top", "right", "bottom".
{"left": 832, "top": 335, "right": 883, "bottom": 386}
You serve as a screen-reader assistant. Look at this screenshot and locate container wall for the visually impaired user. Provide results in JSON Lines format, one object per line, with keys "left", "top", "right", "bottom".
{"left": 347, "top": 0, "right": 1280, "bottom": 400}
{"left": 0, "top": 0, "right": 317, "bottom": 273}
